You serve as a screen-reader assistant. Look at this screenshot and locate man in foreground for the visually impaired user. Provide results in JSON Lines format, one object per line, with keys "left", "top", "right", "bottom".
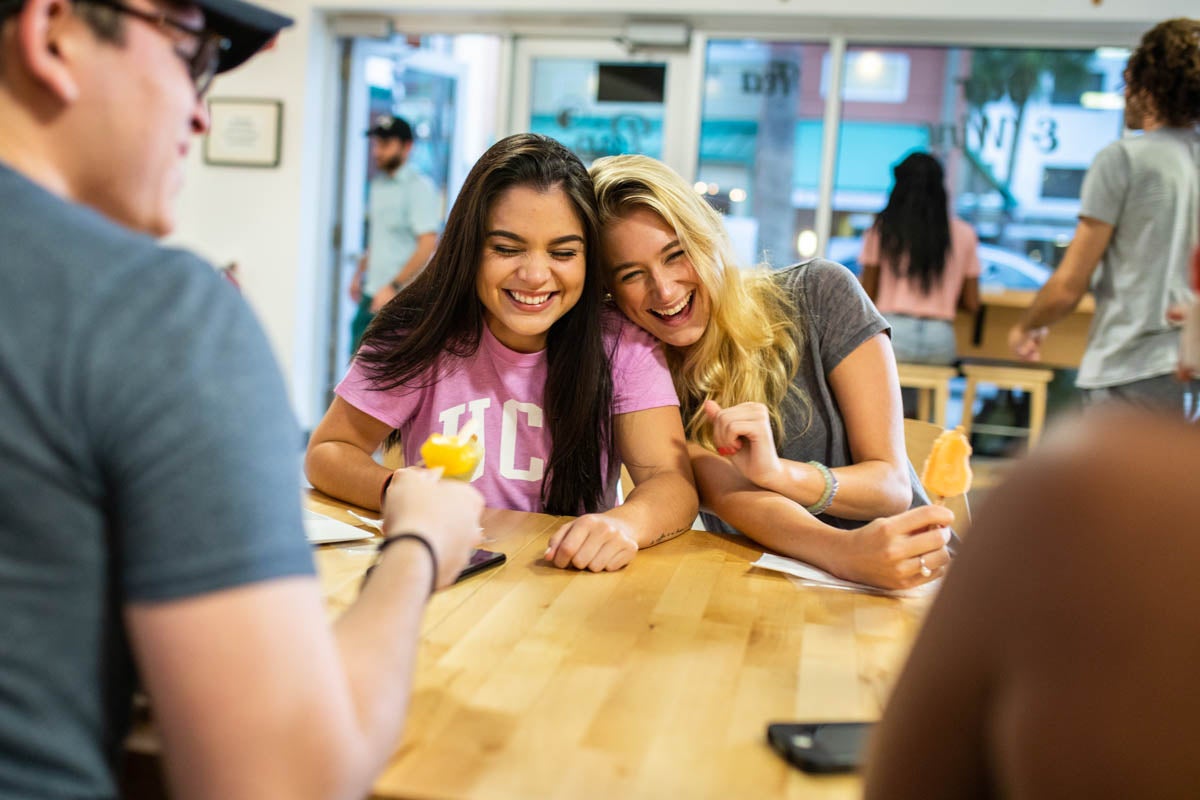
{"left": 0, "top": 0, "right": 482, "bottom": 796}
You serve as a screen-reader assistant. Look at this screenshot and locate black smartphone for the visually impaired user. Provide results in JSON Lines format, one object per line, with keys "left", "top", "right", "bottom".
{"left": 454, "top": 548, "right": 506, "bottom": 582}
{"left": 766, "top": 721, "right": 873, "bottom": 774}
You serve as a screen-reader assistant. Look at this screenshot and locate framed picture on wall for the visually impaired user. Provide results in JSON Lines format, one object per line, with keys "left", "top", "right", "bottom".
{"left": 204, "top": 98, "right": 283, "bottom": 168}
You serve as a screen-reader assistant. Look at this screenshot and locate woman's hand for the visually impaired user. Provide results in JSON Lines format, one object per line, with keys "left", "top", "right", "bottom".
{"left": 831, "top": 505, "right": 955, "bottom": 590}
{"left": 544, "top": 514, "right": 639, "bottom": 572}
{"left": 703, "top": 400, "right": 784, "bottom": 491}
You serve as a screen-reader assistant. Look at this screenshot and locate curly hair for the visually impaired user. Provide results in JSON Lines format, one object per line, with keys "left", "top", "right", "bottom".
{"left": 1125, "top": 17, "right": 1200, "bottom": 128}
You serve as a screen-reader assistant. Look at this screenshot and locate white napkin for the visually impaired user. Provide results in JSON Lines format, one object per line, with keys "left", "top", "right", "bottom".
{"left": 302, "top": 509, "right": 375, "bottom": 545}
{"left": 346, "top": 510, "right": 383, "bottom": 531}
{"left": 752, "top": 553, "right": 939, "bottom": 598}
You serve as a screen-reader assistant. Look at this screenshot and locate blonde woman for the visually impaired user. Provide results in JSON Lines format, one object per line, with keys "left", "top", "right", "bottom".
{"left": 591, "top": 155, "right": 953, "bottom": 590}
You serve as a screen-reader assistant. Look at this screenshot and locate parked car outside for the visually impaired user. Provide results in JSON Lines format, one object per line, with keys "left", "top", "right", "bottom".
{"left": 824, "top": 236, "right": 1052, "bottom": 291}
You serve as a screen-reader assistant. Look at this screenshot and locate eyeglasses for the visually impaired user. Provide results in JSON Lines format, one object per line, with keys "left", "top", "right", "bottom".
{"left": 76, "top": 0, "right": 229, "bottom": 97}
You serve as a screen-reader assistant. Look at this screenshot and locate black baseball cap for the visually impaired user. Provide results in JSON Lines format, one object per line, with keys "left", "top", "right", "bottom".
{"left": 366, "top": 115, "right": 415, "bottom": 141}
{"left": 195, "top": 0, "right": 293, "bottom": 74}
{"left": 0, "top": 0, "right": 291, "bottom": 73}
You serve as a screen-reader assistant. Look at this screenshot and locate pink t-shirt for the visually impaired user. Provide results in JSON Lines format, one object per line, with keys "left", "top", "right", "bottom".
{"left": 859, "top": 217, "right": 981, "bottom": 321}
{"left": 335, "top": 311, "right": 679, "bottom": 512}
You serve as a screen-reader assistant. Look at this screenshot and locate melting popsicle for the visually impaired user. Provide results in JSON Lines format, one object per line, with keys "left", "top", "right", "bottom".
{"left": 920, "top": 425, "right": 973, "bottom": 504}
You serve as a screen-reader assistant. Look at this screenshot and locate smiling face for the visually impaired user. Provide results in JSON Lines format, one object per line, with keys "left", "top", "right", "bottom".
{"left": 601, "top": 206, "right": 711, "bottom": 349}
{"left": 475, "top": 184, "right": 587, "bottom": 353}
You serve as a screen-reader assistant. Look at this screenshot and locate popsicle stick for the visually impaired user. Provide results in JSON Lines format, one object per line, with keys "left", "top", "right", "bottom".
{"left": 457, "top": 416, "right": 480, "bottom": 441}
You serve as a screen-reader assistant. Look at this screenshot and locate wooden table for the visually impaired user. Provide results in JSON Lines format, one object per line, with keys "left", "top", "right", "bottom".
{"left": 955, "top": 289, "right": 1094, "bottom": 369}
{"left": 309, "top": 491, "right": 932, "bottom": 799}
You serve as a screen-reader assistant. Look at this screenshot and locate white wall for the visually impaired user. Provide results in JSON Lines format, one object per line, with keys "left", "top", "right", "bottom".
{"left": 171, "top": 0, "right": 1198, "bottom": 429}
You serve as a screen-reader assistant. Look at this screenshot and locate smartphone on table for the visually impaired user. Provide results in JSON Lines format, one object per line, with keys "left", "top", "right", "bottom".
{"left": 766, "top": 721, "right": 874, "bottom": 774}
{"left": 455, "top": 548, "right": 505, "bottom": 582}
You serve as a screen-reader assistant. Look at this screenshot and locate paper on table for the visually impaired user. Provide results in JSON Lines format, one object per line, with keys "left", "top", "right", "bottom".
{"left": 346, "top": 510, "right": 383, "bottom": 531}
{"left": 303, "top": 509, "right": 375, "bottom": 545}
{"left": 751, "top": 553, "right": 939, "bottom": 599}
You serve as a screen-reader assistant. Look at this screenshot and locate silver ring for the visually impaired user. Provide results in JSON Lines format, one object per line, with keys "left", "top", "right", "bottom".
{"left": 919, "top": 555, "right": 932, "bottom": 578}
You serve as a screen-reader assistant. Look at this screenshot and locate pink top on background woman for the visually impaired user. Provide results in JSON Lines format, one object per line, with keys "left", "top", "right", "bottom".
{"left": 860, "top": 217, "right": 981, "bottom": 321}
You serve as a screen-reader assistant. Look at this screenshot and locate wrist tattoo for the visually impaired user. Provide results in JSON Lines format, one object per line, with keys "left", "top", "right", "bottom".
{"left": 648, "top": 526, "right": 690, "bottom": 546}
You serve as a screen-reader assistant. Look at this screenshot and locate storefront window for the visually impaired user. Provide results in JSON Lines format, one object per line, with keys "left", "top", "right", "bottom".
{"left": 697, "top": 40, "right": 825, "bottom": 268}
{"left": 830, "top": 44, "right": 1127, "bottom": 283}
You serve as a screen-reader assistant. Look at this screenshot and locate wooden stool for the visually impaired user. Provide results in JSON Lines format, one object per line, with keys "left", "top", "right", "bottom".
{"left": 895, "top": 363, "right": 959, "bottom": 428}
{"left": 959, "top": 363, "right": 1055, "bottom": 447}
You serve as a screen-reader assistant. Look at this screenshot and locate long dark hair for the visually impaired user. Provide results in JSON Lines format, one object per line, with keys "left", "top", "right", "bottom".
{"left": 874, "top": 152, "right": 951, "bottom": 294}
{"left": 357, "top": 133, "right": 616, "bottom": 515}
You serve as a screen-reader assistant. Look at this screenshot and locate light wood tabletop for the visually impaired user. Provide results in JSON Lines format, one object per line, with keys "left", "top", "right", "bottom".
{"left": 308, "top": 491, "right": 934, "bottom": 800}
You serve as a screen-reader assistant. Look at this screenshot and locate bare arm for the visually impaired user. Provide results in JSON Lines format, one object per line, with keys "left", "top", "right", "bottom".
{"left": 394, "top": 231, "right": 437, "bottom": 287}
{"left": 691, "top": 443, "right": 952, "bottom": 589}
{"left": 1009, "top": 217, "right": 1111, "bottom": 360}
{"left": 731, "top": 334, "right": 910, "bottom": 519}
{"left": 545, "top": 405, "right": 698, "bottom": 571}
{"left": 605, "top": 404, "right": 698, "bottom": 545}
{"left": 127, "top": 472, "right": 484, "bottom": 800}
{"left": 305, "top": 396, "right": 395, "bottom": 511}
{"left": 958, "top": 275, "right": 980, "bottom": 313}
{"left": 860, "top": 264, "right": 881, "bottom": 302}
{"left": 349, "top": 252, "right": 368, "bottom": 303}
{"left": 369, "top": 233, "right": 439, "bottom": 312}
{"left": 868, "top": 412, "right": 1200, "bottom": 797}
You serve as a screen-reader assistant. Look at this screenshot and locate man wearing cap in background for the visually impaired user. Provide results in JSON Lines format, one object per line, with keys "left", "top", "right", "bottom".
{"left": 348, "top": 113, "right": 439, "bottom": 350}
{"left": 0, "top": 0, "right": 481, "bottom": 796}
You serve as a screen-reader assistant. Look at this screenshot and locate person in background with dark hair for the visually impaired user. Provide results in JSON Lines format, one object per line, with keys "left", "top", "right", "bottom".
{"left": 306, "top": 134, "right": 698, "bottom": 573}
{"left": 0, "top": 0, "right": 484, "bottom": 796}
{"left": 1009, "top": 17, "right": 1200, "bottom": 414}
{"left": 348, "top": 114, "right": 440, "bottom": 351}
{"left": 859, "top": 151, "right": 980, "bottom": 369}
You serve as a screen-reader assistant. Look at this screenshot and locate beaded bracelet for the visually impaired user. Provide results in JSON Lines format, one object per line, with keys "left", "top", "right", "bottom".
{"left": 804, "top": 461, "right": 839, "bottom": 516}
{"left": 361, "top": 532, "right": 439, "bottom": 597}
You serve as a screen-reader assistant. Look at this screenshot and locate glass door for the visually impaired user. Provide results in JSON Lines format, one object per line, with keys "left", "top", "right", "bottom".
{"left": 509, "top": 38, "right": 698, "bottom": 176}
{"left": 322, "top": 35, "right": 502, "bottom": 412}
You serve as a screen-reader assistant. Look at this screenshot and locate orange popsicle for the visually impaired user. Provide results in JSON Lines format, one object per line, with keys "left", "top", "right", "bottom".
{"left": 419, "top": 419, "right": 482, "bottom": 479}
{"left": 920, "top": 425, "right": 973, "bottom": 501}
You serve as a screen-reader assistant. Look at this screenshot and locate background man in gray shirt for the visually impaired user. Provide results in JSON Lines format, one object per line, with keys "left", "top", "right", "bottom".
{"left": 1009, "top": 17, "right": 1200, "bottom": 413}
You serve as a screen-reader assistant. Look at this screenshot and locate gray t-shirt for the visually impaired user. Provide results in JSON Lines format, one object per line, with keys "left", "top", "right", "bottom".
{"left": 0, "top": 162, "right": 315, "bottom": 798}
{"left": 364, "top": 163, "right": 440, "bottom": 295}
{"left": 702, "top": 260, "right": 931, "bottom": 535}
{"left": 1077, "top": 127, "right": 1200, "bottom": 389}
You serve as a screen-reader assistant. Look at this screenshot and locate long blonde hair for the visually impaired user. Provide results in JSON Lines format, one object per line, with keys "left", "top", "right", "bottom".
{"left": 591, "top": 155, "right": 806, "bottom": 448}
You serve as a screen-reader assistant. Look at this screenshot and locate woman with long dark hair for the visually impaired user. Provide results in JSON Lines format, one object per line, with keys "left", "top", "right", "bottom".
{"left": 859, "top": 151, "right": 980, "bottom": 365}
{"left": 306, "top": 134, "right": 697, "bottom": 572}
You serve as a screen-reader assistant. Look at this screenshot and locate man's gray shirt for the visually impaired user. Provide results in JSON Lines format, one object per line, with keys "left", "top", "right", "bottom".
{"left": 1077, "top": 127, "right": 1200, "bottom": 388}
{"left": 0, "top": 162, "right": 314, "bottom": 798}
